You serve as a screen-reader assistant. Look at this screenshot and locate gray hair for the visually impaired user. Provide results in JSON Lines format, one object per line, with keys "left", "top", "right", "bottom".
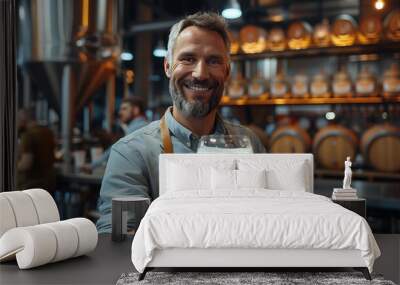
{"left": 166, "top": 12, "right": 231, "bottom": 65}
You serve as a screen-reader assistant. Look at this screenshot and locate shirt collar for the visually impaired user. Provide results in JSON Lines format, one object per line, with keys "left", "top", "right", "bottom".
{"left": 165, "top": 108, "right": 192, "bottom": 144}
{"left": 165, "top": 108, "right": 229, "bottom": 144}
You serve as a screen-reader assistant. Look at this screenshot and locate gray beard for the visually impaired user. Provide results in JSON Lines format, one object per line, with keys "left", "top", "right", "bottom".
{"left": 169, "top": 80, "right": 223, "bottom": 118}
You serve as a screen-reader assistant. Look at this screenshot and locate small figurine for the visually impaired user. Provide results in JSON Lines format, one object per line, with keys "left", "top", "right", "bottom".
{"left": 343, "top": 156, "right": 352, "bottom": 189}
{"left": 332, "top": 156, "right": 357, "bottom": 200}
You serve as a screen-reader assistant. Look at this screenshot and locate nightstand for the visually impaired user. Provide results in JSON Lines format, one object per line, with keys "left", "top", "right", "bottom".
{"left": 112, "top": 197, "right": 150, "bottom": 242}
{"left": 332, "top": 198, "right": 366, "bottom": 218}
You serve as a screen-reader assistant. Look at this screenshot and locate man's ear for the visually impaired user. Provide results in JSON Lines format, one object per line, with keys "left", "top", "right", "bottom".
{"left": 164, "top": 58, "right": 171, "bottom": 78}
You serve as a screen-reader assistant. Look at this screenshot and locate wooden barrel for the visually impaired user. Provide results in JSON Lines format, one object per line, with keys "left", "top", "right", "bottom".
{"left": 361, "top": 124, "right": 400, "bottom": 172}
{"left": 239, "top": 25, "right": 268, "bottom": 54}
{"left": 313, "top": 19, "right": 331, "bottom": 47}
{"left": 269, "top": 27, "right": 286, "bottom": 51}
{"left": 384, "top": 9, "right": 400, "bottom": 41}
{"left": 358, "top": 14, "right": 382, "bottom": 44}
{"left": 313, "top": 125, "right": 358, "bottom": 170}
{"left": 270, "top": 125, "right": 311, "bottom": 153}
{"left": 331, "top": 15, "right": 357, "bottom": 46}
{"left": 287, "top": 21, "right": 312, "bottom": 50}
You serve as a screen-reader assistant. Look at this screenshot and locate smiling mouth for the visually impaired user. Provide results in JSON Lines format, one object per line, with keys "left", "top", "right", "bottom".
{"left": 183, "top": 82, "right": 213, "bottom": 92}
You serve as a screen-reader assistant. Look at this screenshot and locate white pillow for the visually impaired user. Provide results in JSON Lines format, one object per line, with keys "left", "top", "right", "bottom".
{"left": 238, "top": 159, "right": 308, "bottom": 191}
{"left": 266, "top": 165, "right": 307, "bottom": 191}
{"left": 166, "top": 160, "right": 236, "bottom": 192}
{"left": 236, "top": 169, "right": 267, "bottom": 189}
{"left": 167, "top": 162, "right": 211, "bottom": 191}
{"left": 211, "top": 168, "right": 236, "bottom": 190}
{"left": 211, "top": 168, "right": 267, "bottom": 190}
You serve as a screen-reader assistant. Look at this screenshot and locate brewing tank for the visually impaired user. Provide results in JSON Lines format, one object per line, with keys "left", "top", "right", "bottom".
{"left": 18, "top": 0, "right": 120, "bottom": 169}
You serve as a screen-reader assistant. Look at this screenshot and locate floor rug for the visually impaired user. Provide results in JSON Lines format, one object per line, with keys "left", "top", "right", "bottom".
{"left": 117, "top": 271, "right": 396, "bottom": 285}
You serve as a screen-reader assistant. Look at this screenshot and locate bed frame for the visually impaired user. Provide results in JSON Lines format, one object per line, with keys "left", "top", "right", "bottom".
{"left": 141, "top": 248, "right": 370, "bottom": 280}
{"left": 138, "top": 154, "right": 371, "bottom": 280}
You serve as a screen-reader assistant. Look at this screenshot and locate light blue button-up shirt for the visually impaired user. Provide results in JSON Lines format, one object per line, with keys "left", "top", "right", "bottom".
{"left": 96, "top": 109, "right": 265, "bottom": 233}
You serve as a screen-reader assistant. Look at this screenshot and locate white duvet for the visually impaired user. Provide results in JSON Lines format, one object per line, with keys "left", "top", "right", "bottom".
{"left": 131, "top": 190, "right": 380, "bottom": 273}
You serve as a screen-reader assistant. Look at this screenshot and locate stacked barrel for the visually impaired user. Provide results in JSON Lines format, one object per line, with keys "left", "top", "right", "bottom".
{"left": 230, "top": 10, "right": 400, "bottom": 55}
{"left": 361, "top": 124, "right": 400, "bottom": 172}
{"left": 268, "top": 123, "right": 400, "bottom": 172}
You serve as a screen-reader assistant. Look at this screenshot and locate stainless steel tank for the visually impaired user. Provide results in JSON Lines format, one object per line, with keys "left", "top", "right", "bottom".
{"left": 18, "top": 0, "right": 120, "bottom": 170}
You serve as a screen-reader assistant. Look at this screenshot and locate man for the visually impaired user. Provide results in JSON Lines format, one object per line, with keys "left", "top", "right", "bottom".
{"left": 96, "top": 12, "right": 265, "bottom": 233}
{"left": 17, "top": 109, "right": 56, "bottom": 192}
{"left": 118, "top": 97, "right": 148, "bottom": 135}
{"left": 81, "top": 97, "right": 148, "bottom": 172}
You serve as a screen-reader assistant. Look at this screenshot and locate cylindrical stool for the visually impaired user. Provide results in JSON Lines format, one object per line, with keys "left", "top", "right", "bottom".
{"left": 361, "top": 124, "right": 400, "bottom": 172}
{"left": 270, "top": 125, "right": 311, "bottom": 153}
{"left": 313, "top": 124, "right": 358, "bottom": 170}
{"left": 112, "top": 197, "right": 150, "bottom": 242}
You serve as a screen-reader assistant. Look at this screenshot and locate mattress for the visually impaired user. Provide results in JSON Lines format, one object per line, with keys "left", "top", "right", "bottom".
{"left": 131, "top": 190, "right": 380, "bottom": 273}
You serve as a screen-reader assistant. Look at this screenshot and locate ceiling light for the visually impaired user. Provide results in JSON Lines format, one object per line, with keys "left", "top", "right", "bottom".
{"left": 325, "top": 112, "right": 336, "bottom": 120}
{"left": 374, "top": 0, "right": 385, "bottom": 10}
{"left": 120, "top": 52, "right": 134, "bottom": 61}
{"left": 153, "top": 41, "right": 167, "bottom": 58}
{"left": 222, "top": 0, "right": 242, "bottom": 19}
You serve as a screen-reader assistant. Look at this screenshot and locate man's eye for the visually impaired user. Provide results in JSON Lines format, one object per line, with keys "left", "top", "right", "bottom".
{"left": 181, "top": 57, "right": 195, "bottom": 64}
{"left": 208, "top": 58, "right": 223, "bottom": 65}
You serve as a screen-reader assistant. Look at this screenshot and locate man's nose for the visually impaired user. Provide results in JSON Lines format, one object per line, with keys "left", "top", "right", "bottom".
{"left": 192, "top": 60, "right": 209, "bottom": 80}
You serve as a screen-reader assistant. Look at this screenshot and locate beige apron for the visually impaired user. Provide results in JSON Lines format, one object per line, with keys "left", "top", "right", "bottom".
{"left": 160, "top": 107, "right": 174, "bottom": 154}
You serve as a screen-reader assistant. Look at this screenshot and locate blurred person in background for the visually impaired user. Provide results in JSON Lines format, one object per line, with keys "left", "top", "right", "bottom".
{"left": 80, "top": 96, "right": 148, "bottom": 173}
{"left": 17, "top": 109, "right": 56, "bottom": 192}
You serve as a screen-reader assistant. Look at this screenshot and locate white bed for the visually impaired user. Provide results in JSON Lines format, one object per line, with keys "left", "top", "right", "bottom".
{"left": 131, "top": 154, "right": 380, "bottom": 280}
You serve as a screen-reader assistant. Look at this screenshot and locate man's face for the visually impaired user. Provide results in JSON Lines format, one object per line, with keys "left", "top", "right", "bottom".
{"left": 118, "top": 103, "right": 134, "bottom": 124}
{"left": 164, "top": 26, "right": 230, "bottom": 118}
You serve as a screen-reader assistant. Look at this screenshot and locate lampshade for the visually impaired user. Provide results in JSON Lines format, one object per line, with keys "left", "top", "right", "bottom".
{"left": 222, "top": 0, "right": 242, "bottom": 19}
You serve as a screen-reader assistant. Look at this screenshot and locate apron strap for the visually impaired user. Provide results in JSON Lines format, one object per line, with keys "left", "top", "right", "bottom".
{"left": 160, "top": 107, "right": 173, "bottom": 153}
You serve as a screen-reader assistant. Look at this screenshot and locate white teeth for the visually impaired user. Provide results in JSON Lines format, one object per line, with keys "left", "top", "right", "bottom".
{"left": 186, "top": 85, "right": 210, "bottom": 91}
{"left": 191, "top": 87, "right": 208, "bottom": 91}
